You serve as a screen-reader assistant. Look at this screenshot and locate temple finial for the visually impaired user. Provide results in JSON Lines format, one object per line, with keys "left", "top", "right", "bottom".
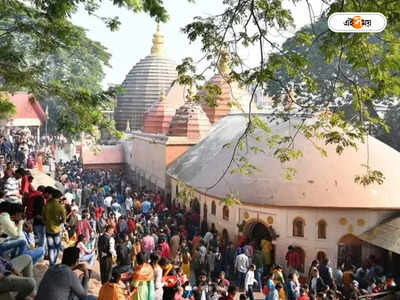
{"left": 151, "top": 23, "right": 165, "bottom": 56}
{"left": 160, "top": 90, "right": 166, "bottom": 101}
{"left": 218, "top": 49, "right": 230, "bottom": 75}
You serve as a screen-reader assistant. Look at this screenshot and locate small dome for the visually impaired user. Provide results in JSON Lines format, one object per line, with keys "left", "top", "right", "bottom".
{"left": 143, "top": 84, "right": 186, "bottom": 134}
{"left": 200, "top": 73, "right": 259, "bottom": 124}
{"left": 168, "top": 100, "right": 211, "bottom": 142}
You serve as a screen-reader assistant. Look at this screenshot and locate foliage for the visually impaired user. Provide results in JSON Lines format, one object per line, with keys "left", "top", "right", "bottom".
{"left": 375, "top": 103, "right": 400, "bottom": 152}
{"left": 223, "top": 192, "right": 241, "bottom": 206}
{"left": 177, "top": 0, "right": 400, "bottom": 187}
{"left": 176, "top": 180, "right": 196, "bottom": 205}
{"left": 0, "top": 94, "right": 16, "bottom": 120}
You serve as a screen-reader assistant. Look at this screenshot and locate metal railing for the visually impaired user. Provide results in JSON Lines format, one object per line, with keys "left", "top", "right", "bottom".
{"left": 359, "top": 290, "right": 398, "bottom": 300}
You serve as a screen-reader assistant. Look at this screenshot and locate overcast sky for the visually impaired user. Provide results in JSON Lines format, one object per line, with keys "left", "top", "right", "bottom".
{"left": 71, "top": 0, "right": 327, "bottom": 87}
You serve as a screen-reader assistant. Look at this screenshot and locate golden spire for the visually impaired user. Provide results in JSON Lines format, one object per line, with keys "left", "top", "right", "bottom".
{"left": 187, "top": 87, "right": 194, "bottom": 102}
{"left": 151, "top": 23, "right": 165, "bottom": 57}
{"left": 218, "top": 49, "right": 230, "bottom": 75}
{"left": 160, "top": 90, "right": 166, "bottom": 101}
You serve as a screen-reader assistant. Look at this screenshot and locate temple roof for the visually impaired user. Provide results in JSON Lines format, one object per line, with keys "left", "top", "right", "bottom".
{"left": 7, "top": 93, "right": 46, "bottom": 126}
{"left": 168, "top": 99, "right": 211, "bottom": 143}
{"left": 199, "top": 73, "right": 260, "bottom": 124}
{"left": 143, "top": 84, "right": 186, "bottom": 134}
{"left": 167, "top": 114, "right": 400, "bottom": 209}
{"left": 114, "top": 25, "right": 177, "bottom": 131}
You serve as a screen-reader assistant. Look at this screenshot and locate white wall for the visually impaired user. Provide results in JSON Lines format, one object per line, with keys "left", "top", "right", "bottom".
{"left": 124, "top": 135, "right": 167, "bottom": 190}
{"left": 170, "top": 178, "right": 393, "bottom": 274}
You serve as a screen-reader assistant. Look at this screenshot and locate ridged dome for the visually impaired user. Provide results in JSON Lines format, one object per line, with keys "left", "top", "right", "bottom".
{"left": 143, "top": 84, "right": 186, "bottom": 134}
{"left": 168, "top": 101, "right": 211, "bottom": 143}
{"left": 114, "top": 26, "right": 177, "bottom": 131}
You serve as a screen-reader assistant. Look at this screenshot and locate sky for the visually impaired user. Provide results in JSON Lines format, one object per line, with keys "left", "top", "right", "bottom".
{"left": 71, "top": 0, "right": 327, "bottom": 88}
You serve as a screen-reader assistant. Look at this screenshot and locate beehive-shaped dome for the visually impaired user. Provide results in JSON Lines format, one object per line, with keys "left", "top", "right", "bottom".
{"left": 168, "top": 97, "right": 211, "bottom": 143}
{"left": 114, "top": 25, "right": 177, "bottom": 131}
{"left": 199, "top": 56, "right": 259, "bottom": 124}
{"left": 143, "top": 84, "right": 186, "bottom": 134}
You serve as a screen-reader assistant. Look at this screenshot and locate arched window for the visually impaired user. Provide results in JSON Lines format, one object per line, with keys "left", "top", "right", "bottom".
{"left": 175, "top": 185, "right": 179, "bottom": 196}
{"left": 318, "top": 220, "right": 327, "bottom": 239}
{"left": 293, "top": 217, "right": 305, "bottom": 237}
{"left": 211, "top": 201, "right": 216, "bottom": 216}
{"left": 223, "top": 205, "right": 229, "bottom": 221}
{"left": 203, "top": 203, "right": 208, "bottom": 219}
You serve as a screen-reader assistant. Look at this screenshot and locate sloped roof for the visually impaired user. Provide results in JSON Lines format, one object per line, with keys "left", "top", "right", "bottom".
{"left": 8, "top": 92, "right": 46, "bottom": 123}
{"left": 359, "top": 215, "right": 400, "bottom": 254}
{"left": 82, "top": 145, "right": 125, "bottom": 165}
{"left": 167, "top": 114, "right": 400, "bottom": 209}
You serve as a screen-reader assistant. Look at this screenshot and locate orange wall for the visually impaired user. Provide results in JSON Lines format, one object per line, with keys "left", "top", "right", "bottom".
{"left": 166, "top": 145, "right": 190, "bottom": 166}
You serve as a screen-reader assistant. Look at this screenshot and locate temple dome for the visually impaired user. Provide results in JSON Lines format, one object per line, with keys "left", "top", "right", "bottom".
{"left": 168, "top": 98, "right": 211, "bottom": 143}
{"left": 167, "top": 114, "right": 400, "bottom": 209}
{"left": 114, "top": 25, "right": 177, "bottom": 131}
{"left": 199, "top": 56, "right": 259, "bottom": 124}
{"left": 143, "top": 84, "right": 186, "bottom": 135}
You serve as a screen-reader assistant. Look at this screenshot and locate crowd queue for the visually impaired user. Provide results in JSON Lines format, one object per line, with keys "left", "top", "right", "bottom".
{"left": 0, "top": 136, "right": 398, "bottom": 300}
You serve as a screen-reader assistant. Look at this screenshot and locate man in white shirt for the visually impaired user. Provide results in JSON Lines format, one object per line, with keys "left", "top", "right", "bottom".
{"left": 235, "top": 248, "right": 249, "bottom": 290}
{"left": 125, "top": 196, "right": 133, "bottom": 212}
{"left": 104, "top": 195, "right": 112, "bottom": 213}
{"left": 245, "top": 264, "right": 257, "bottom": 300}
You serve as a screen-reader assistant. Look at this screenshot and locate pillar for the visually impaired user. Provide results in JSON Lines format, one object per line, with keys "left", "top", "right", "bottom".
{"left": 37, "top": 126, "right": 40, "bottom": 145}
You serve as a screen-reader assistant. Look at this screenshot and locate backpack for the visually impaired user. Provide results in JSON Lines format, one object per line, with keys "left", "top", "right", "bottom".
{"left": 98, "top": 234, "right": 110, "bottom": 256}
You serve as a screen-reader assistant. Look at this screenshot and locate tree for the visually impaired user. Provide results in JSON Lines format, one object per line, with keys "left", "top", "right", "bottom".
{"left": 376, "top": 103, "right": 400, "bottom": 152}
{"left": 177, "top": 0, "right": 400, "bottom": 186}
{"left": 0, "top": 0, "right": 171, "bottom": 135}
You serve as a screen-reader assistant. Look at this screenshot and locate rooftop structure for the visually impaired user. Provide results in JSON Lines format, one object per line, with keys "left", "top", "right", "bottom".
{"left": 114, "top": 25, "right": 177, "bottom": 131}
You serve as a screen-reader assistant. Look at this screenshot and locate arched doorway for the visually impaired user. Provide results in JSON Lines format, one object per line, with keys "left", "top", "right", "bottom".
{"left": 246, "top": 222, "right": 273, "bottom": 243}
{"left": 338, "top": 234, "right": 362, "bottom": 268}
{"left": 244, "top": 221, "right": 276, "bottom": 266}
{"left": 190, "top": 198, "right": 200, "bottom": 213}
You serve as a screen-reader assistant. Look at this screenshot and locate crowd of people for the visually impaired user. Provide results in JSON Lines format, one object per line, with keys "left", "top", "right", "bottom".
{"left": 0, "top": 137, "right": 398, "bottom": 300}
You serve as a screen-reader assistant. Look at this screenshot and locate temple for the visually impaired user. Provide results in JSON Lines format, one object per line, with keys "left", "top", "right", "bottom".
{"left": 109, "top": 27, "right": 400, "bottom": 277}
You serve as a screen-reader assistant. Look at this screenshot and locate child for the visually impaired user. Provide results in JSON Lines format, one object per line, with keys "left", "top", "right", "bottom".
{"left": 245, "top": 264, "right": 257, "bottom": 300}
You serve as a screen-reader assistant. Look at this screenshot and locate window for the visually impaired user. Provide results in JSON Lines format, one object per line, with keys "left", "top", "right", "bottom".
{"left": 211, "top": 201, "right": 216, "bottom": 216}
{"left": 293, "top": 217, "right": 305, "bottom": 237}
{"left": 175, "top": 185, "right": 179, "bottom": 196}
{"left": 318, "top": 220, "right": 327, "bottom": 239}
{"left": 203, "top": 203, "right": 208, "bottom": 218}
{"left": 223, "top": 205, "right": 229, "bottom": 221}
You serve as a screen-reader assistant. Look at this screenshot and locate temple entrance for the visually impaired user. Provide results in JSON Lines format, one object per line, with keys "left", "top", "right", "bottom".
{"left": 246, "top": 222, "right": 274, "bottom": 243}
{"left": 244, "top": 221, "right": 276, "bottom": 265}
{"left": 338, "top": 234, "right": 362, "bottom": 268}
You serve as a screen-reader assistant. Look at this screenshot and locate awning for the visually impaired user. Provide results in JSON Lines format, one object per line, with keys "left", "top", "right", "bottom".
{"left": 358, "top": 215, "right": 400, "bottom": 255}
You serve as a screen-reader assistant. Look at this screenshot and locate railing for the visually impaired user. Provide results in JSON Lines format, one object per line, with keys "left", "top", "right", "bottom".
{"left": 359, "top": 290, "right": 398, "bottom": 300}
